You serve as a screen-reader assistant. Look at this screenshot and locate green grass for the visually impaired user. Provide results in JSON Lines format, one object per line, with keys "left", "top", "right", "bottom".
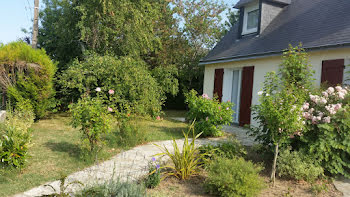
{"left": 0, "top": 111, "right": 187, "bottom": 197}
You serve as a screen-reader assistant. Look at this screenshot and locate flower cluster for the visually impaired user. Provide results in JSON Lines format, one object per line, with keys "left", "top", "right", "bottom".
{"left": 95, "top": 87, "right": 115, "bottom": 113}
{"left": 302, "top": 86, "right": 349, "bottom": 125}
{"left": 202, "top": 94, "right": 210, "bottom": 99}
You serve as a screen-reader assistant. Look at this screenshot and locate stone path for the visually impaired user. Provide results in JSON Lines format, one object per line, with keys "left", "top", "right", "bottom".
{"left": 13, "top": 138, "right": 221, "bottom": 197}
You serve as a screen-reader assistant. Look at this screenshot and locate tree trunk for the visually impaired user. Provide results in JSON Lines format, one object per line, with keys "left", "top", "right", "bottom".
{"left": 32, "top": 0, "right": 39, "bottom": 49}
{"left": 271, "top": 142, "right": 279, "bottom": 186}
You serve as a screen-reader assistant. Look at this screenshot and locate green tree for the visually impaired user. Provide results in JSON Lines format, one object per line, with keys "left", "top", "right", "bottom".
{"left": 0, "top": 42, "right": 56, "bottom": 119}
{"left": 251, "top": 45, "right": 314, "bottom": 185}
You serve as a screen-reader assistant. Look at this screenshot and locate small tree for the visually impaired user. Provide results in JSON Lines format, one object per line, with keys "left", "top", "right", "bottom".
{"left": 70, "top": 92, "right": 112, "bottom": 161}
{"left": 251, "top": 45, "right": 314, "bottom": 185}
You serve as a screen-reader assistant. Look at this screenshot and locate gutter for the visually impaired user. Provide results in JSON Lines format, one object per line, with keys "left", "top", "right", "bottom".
{"left": 199, "top": 42, "right": 350, "bottom": 66}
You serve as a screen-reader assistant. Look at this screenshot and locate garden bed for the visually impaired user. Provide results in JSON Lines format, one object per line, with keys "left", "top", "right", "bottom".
{"left": 147, "top": 171, "right": 341, "bottom": 197}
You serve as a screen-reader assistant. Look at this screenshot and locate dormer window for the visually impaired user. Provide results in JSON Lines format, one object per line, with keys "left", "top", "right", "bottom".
{"left": 242, "top": 1, "right": 259, "bottom": 35}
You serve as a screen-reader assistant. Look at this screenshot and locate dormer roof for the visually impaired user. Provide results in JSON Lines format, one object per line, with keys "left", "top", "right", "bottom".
{"left": 200, "top": 0, "right": 350, "bottom": 65}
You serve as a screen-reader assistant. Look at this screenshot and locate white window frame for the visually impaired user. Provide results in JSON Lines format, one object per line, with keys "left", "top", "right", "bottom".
{"left": 344, "top": 59, "right": 350, "bottom": 86}
{"left": 242, "top": 1, "right": 259, "bottom": 35}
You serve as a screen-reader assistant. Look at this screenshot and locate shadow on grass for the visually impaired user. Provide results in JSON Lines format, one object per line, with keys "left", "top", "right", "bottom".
{"left": 45, "top": 141, "right": 81, "bottom": 159}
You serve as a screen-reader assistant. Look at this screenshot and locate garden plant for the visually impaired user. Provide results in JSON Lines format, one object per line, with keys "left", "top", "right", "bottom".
{"left": 185, "top": 89, "right": 234, "bottom": 137}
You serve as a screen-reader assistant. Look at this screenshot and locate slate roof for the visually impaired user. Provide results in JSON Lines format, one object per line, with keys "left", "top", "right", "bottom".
{"left": 201, "top": 0, "right": 350, "bottom": 64}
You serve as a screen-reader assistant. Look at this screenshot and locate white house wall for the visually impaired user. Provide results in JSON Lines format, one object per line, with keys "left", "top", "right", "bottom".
{"left": 203, "top": 47, "right": 350, "bottom": 126}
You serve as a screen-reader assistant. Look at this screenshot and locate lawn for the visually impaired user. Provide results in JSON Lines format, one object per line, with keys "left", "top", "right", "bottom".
{"left": 0, "top": 111, "right": 187, "bottom": 197}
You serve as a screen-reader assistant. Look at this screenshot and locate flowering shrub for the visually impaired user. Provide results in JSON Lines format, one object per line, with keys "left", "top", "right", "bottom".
{"left": 59, "top": 54, "right": 163, "bottom": 117}
{"left": 185, "top": 89, "right": 234, "bottom": 137}
{"left": 299, "top": 86, "right": 350, "bottom": 178}
{"left": 145, "top": 157, "right": 161, "bottom": 188}
{"left": 70, "top": 91, "right": 113, "bottom": 159}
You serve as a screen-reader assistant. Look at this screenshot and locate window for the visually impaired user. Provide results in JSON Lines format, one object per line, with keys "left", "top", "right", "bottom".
{"left": 242, "top": 1, "right": 259, "bottom": 35}
{"left": 247, "top": 9, "right": 259, "bottom": 29}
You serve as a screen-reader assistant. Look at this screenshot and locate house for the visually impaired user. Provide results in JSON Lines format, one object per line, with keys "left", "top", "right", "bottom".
{"left": 200, "top": 0, "right": 350, "bottom": 127}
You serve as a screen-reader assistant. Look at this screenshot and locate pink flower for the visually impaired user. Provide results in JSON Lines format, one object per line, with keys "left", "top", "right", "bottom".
{"left": 156, "top": 116, "right": 161, "bottom": 120}
{"left": 322, "top": 91, "right": 329, "bottom": 98}
{"left": 320, "top": 97, "right": 327, "bottom": 105}
{"left": 312, "top": 116, "right": 318, "bottom": 124}
{"left": 335, "top": 86, "right": 343, "bottom": 92}
{"left": 202, "top": 94, "right": 210, "bottom": 99}
{"left": 107, "top": 107, "right": 113, "bottom": 112}
{"left": 327, "top": 87, "right": 335, "bottom": 94}
{"left": 205, "top": 117, "right": 209, "bottom": 121}
{"left": 220, "top": 117, "right": 222, "bottom": 120}
{"left": 95, "top": 87, "right": 101, "bottom": 92}
{"left": 323, "top": 116, "right": 331, "bottom": 123}
{"left": 108, "top": 89, "right": 115, "bottom": 94}
{"left": 338, "top": 92, "right": 345, "bottom": 99}
{"left": 303, "top": 112, "right": 311, "bottom": 119}
{"left": 303, "top": 103, "right": 310, "bottom": 110}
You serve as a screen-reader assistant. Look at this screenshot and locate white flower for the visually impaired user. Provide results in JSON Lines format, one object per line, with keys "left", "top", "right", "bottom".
{"left": 257, "top": 91, "right": 263, "bottom": 96}
{"left": 327, "top": 87, "right": 335, "bottom": 94}
{"left": 335, "top": 86, "right": 343, "bottom": 92}
{"left": 95, "top": 87, "right": 101, "bottom": 92}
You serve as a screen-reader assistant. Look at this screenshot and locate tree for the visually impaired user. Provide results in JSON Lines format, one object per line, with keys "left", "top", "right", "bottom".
{"left": 251, "top": 45, "right": 314, "bottom": 185}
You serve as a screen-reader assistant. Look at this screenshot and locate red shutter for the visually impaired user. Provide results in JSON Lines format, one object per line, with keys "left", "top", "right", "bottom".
{"left": 239, "top": 66, "right": 254, "bottom": 127}
{"left": 321, "top": 59, "right": 344, "bottom": 86}
{"left": 213, "top": 69, "right": 224, "bottom": 102}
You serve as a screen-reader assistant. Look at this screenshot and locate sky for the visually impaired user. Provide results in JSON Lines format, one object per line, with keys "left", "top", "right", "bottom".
{"left": 0, "top": 0, "right": 239, "bottom": 44}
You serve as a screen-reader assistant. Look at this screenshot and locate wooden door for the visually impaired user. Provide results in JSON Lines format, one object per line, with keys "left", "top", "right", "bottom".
{"left": 321, "top": 59, "right": 344, "bottom": 86}
{"left": 213, "top": 69, "right": 224, "bottom": 102}
{"left": 239, "top": 66, "right": 254, "bottom": 126}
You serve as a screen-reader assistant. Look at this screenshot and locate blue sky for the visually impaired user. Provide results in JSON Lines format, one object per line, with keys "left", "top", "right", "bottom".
{"left": 0, "top": 0, "right": 238, "bottom": 44}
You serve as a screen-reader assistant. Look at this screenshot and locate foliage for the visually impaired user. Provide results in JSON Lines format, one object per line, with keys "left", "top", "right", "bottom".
{"left": 39, "top": 0, "right": 83, "bottom": 71}
{"left": 145, "top": 157, "right": 161, "bottom": 189}
{"left": 115, "top": 121, "right": 147, "bottom": 149}
{"left": 41, "top": 174, "right": 83, "bottom": 197}
{"left": 77, "top": 180, "right": 146, "bottom": 197}
{"left": 277, "top": 149, "right": 324, "bottom": 182}
{"left": 0, "top": 41, "right": 56, "bottom": 119}
{"left": 185, "top": 89, "right": 234, "bottom": 137}
{"left": 154, "top": 123, "right": 206, "bottom": 180}
{"left": 199, "top": 137, "right": 246, "bottom": 160}
{"left": 59, "top": 54, "right": 163, "bottom": 116}
{"left": 250, "top": 45, "right": 313, "bottom": 183}
{"left": 39, "top": 0, "right": 227, "bottom": 110}
{"left": 279, "top": 44, "right": 314, "bottom": 89}
{"left": 70, "top": 94, "right": 112, "bottom": 158}
{"left": 204, "top": 157, "right": 265, "bottom": 197}
{"left": 0, "top": 100, "right": 34, "bottom": 168}
{"left": 299, "top": 86, "right": 350, "bottom": 178}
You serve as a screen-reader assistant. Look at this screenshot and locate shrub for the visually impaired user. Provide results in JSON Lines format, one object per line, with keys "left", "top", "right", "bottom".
{"left": 155, "top": 123, "right": 206, "bottom": 180}
{"left": 77, "top": 180, "right": 146, "bottom": 197}
{"left": 204, "top": 157, "right": 265, "bottom": 197}
{"left": 116, "top": 121, "right": 148, "bottom": 149}
{"left": 199, "top": 137, "right": 246, "bottom": 161}
{"left": 0, "top": 41, "right": 56, "bottom": 119}
{"left": 299, "top": 86, "right": 350, "bottom": 178}
{"left": 70, "top": 94, "right": 112, "bottom": 159}
{"left": 145, "top": 157, "right": 161, "bottom": 188}
{"left": 59, "top": 53, "right": 163, "bottom": 117}
{"left": 0, "top": 100, "right": 35, "bottom": 168}
{"left": 277, "top": 149, "right": 324, "bottom": 182}
{"left": 185, "top": 89, "right": 234, "bottom": 137}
